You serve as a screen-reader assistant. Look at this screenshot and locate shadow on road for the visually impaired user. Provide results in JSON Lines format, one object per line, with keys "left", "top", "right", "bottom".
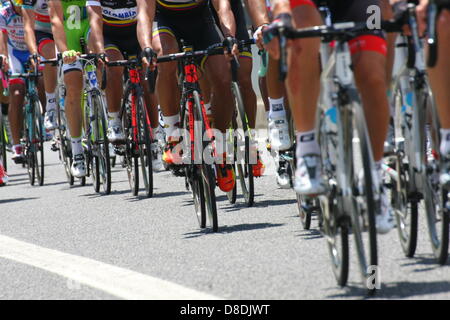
{"left": 326, "top": 280, "right": 450, "bottom": 299}
{"left": 0, "top": 197, "right": 39, "bottom": 205}
{"left": 400, "top": 254, "right": 449, "bottom": 272}
{"left": 183, "top": 222, "right": 284, "bottom": 239}
{"left": 295, "top": 229, "right": 323, "bottom": 240}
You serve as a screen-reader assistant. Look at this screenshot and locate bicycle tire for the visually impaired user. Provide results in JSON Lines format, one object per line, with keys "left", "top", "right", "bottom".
{"left": 92, "top": 93, "right": 111, "bottom": 195}
{"left": 1, "top": 114, "right": 6, "bottom": 172}
{"left": 318, "top": 111, "right": 349, "bottom": 286}
{"left": 57, "top": 106, "right": 74, "bottom": 186}
{"left": 233, "top": 81, "right": 254, "bottom": 207}
{"left": 123, "top": 92, "right": 139, "bottom": 196}
{"left": 193, "top": 90, "right": 218, "bottom": 232}
{"left": 137, "top": 95, "right": 153, "bottom": 198}
{"left": 226, "top": 121, "right": 237, "bottom": 204}
{"left": 391, "top": 87, "right": 418, "bottom": 257}
{"left": 423, "top": 83, "right": 449, "bottom": 265}
{"left": 34, "top": 99, "right": 45, "bottom": 186}
{"left": 350, "top": 99, "right": 379, "bottom": 294}
{"left": 25, "top": 102, "right": 36, "bottom": 186}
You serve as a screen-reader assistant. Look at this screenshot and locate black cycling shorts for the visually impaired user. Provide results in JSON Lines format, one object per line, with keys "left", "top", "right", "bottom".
{"left": 153, "top": 4, "right": 223, "bottom": 53}
{"left": 35, "top": 31, "right": 54, "bottom": 56}
{"left": 104, "top": 24, "right": 140, "bottom": 58}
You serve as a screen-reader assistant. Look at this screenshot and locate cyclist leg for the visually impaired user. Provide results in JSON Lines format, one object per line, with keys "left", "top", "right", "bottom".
{"left": 381, "top": 0, "right": 396, "bottom": 152}
{"left": 152, "top": 21, "right": 182, "bottom": 165}
{"left": 280, "top": 1, "right": 325, "bottom": 195}
{"left": 36, "top": 32, "right": 58, "bottom": 131}
{"left": 63, "top": 22, "right": 88, "bottom": 178}
{"left": 7, "top": 47, "right": 27, "bottom": 164}
{"left": 330, "top": 0, "right": 394, "bottom": 233}
{"left": 103, "top": 42, "right": 126, "bottom": 143}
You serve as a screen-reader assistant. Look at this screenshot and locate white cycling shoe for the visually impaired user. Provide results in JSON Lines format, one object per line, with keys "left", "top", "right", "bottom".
{"left": 376, "top": 187, "right": 396, "bottom": 234}
{"left": 71, "top": 154, "right": 86, "bottom": 178}
{"left": 151, "top": 143, "right": 164, "bottom": 172}
{"left": 294, "top": 154, "right": 327, "bottom": 196}
{"left": 44, "top": 109, "right": 58, "bottom": 131}
{"left": 268, "top": 116, "right": 292, "bottom": 152}
{"left": 107, "top": 122, "right": 126, "bottom": 143}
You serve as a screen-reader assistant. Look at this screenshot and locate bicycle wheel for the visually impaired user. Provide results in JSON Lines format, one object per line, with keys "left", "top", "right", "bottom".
{"left": 57, "top": 106, "right": 74, "bottom": 185}
{"left": 24, "top": 113, "right": 35, "bottom": 186}
{"left": 1, "top": 115, "right": 6, "bottom": 172}
{"left": 137, "top": 95, "right": 153, "bottom": 198}
{"left": 193, "top": 90, "right": 218, "bottom": 232}
{"left": 123, "top": 95, "right": 139, "bottom": 196}
{"left": 33, "top": 98, "right": 45, "bottom": 186}
{"left": 390, "top": 87, "right": 418, "bottom": 257}
{"left": 423, "top": 84, "right": 449, "bottom": 265}
{"left": 350, "top": 99, "right": 379, "bottom": 294}
{"left": 92, "top": 93, "right": 111, "bottom": 195}
{"left": 226, "top": 121, "right": 237, "bottom": 204}
{"left": 233, "top": 81, "right": 254, "bottom": 207}
{"left": 318, "top": 109, "right": 349, "bottom": 286}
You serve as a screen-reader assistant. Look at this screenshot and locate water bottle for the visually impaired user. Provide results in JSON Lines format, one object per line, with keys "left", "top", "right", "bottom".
{"left": 325, "top": 106, "right": 338, "bottom": 168}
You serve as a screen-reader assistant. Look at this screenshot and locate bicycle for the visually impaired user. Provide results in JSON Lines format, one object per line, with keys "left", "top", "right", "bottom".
{"left": 270, "top": 20, "right": 401, "bottom": 292}
{"left": 107, "top": 56, "right": 154, "bottom": 198}
{"left": 226, "top": 39, "right": 257, "bottom": 207}
{"left": 7, "top": 56, "right": 54, "bottom": 186}
{"left": 156, "top": 42, "right": 224, "bottom": 232}
{"left": 74, "top": 53, "right": 112, "bottom": 195}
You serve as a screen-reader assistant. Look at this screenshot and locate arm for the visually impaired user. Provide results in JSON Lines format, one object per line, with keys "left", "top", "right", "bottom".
{"left": 244, "top": 0, "right": 270, "bottom": 28}
{"left": 49, "top": 0, "right": 69, "bottom": 53}
{"left": 22, "top": 8, "right": 38, "bottom": 55}
{"left": 87, "top": 3, "right": 104, "bottom": 54}
{"left": 0, "top": 29, "right": 9, "bottom": 71}
{"left": 211, "top": 0, "right": 236, "bottom": 38}
{"left": 136, "top": 0, "right": 155, "bottom": 50}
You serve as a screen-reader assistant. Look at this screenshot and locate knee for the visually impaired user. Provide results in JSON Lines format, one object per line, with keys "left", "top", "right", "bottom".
{"left": 41, "top": 42, "right": 56, "bottom": 59}
{"left": 9, "top": 84, "right": 24, "bottom": 97}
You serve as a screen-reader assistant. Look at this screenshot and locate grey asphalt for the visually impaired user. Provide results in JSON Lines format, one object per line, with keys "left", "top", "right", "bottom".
{"left": 0, "top": 143, "right": 449, "bottom": 300}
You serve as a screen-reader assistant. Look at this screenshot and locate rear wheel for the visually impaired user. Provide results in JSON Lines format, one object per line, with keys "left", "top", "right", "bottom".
{"left": 351, "top": 101, "right": 379, "bottom": 294}
{"left": 92, "top": 94, "right": 111, "bottom": 195}
{"left": 123, "top": 96, "right": 139, "bottom": 196}
{"left": 233, "top": 82, "right": 254, "bottom": 207}
{"left": 1, "top": 115, "right": 7, "bottom": 172}
{"left": 33, "top": 99, "right": 45, "bottom": 186}
{"left": 194, "top": 90, "right": 218, "bottom": 232}
{"left": 137, "top": 96, "right": 153, "bottom": 198}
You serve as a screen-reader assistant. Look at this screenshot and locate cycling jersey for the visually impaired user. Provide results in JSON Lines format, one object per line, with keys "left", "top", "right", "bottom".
{"left": 156, "top": 0, "right": 207, "bottom": 12}
{"left": 60, "top": 0, "right": 92, "bottom": 72}
{"left": 86, "top": 0, "right": 140, "bottom": 56}
{"left": 0, "top": 2, "right": 27, "bottom": 51}
{"left": 0, "top": 2, "right": 29, "bottom": 83}
{"left": 87, "top": 0, "right": 137, "bottom": 28}
{"left": 22, "top": 0, "right": 51, "bottom": 33}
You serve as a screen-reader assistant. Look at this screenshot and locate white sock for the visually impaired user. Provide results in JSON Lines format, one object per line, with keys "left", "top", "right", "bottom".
{"left": 163, "top": 114, "right": 180, "bottom": 139}
{"left": 108, "top": 112, "right": 120, "bottom": 125}
{"left": 204, "top": 103, "right": 212, "bottom": 116}
{"left": 296, "top": 130, "right": 320, "bottom": 157}
{"left": 46, "top": 92, "right": 57, "bottom": 111}
{"left": 440, "top": 128, "right": 450, "bottom": 156}
{"left": 269, "top": 97, "right": 286, "bottom": 120}
{"left": 71, "top": 136, "right": 83, "bottom": 157}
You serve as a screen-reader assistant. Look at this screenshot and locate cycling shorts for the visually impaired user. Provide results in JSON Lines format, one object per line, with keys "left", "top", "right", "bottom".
{"left": 153, "top": 4, "right": 223, "bottom": 66}
{"left": 35, "top": 31, "right": 54, "bottom": 56}
{"left": 104, "top": 25, "right": 140, "bottom": 58}
{"left": 291, "top": 0, "right": 387, "bottom": 56}
{"left": 63, "top": 18, "right": 90, "bottom": 73}
{"left": 7, "top": 46, "right": 29, "bottom": 85}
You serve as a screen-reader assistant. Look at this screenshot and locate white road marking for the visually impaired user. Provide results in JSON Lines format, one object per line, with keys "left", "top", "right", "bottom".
{"left": 0, "top": 235, "right": 221, "bottom": 300}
